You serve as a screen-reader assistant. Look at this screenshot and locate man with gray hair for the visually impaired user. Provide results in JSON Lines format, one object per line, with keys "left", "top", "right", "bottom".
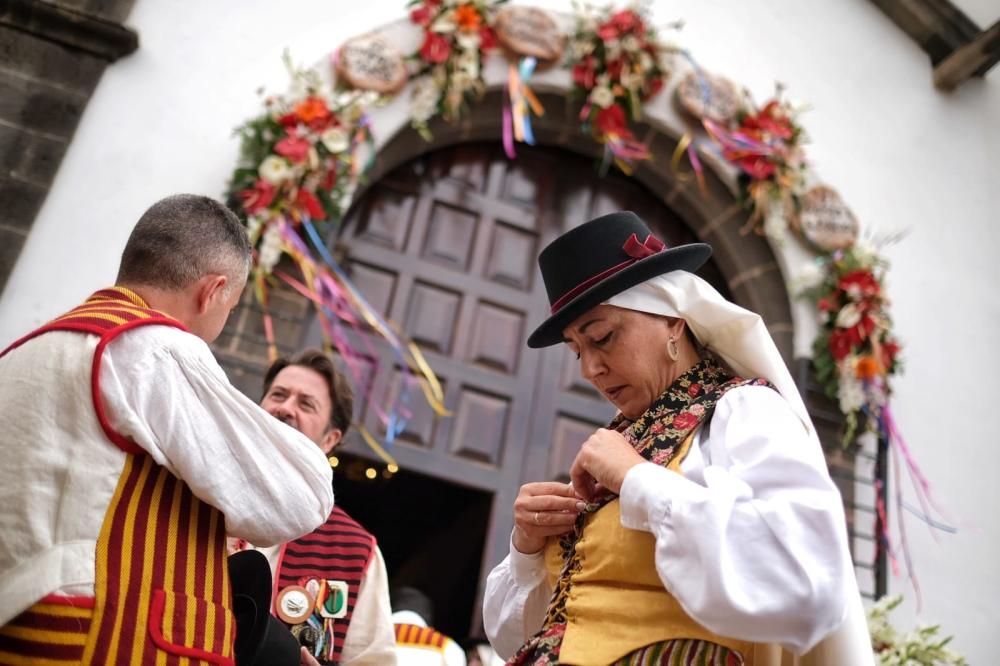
{"left": 0, "top": 194, "right": 334, "bottom": 665}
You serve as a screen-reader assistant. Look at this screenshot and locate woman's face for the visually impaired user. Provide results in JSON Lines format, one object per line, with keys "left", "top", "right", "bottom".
{"left": 562, "top": 304, "right": 683, "bottom": 420}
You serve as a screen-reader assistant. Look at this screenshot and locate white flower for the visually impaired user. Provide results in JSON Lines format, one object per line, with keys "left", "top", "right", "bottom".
{"left": 457, "top": 31, "right": 481, "bottom": 51}
{"left": 431, "top": 12, "right": 456, "bottom": 33}
{"left": 762, "top": 204, "right": 788, "bottom": 244}
{"left": 246, "top": 215, "right": 264, "bottom": 242}
{"left": 796, "top": 261, "right": 825, "bottom": 291}
{"left": 835, "top": 302, "right": 862, "bottom": 328}
{"left": 572, "top": 39, "right": 595, "bottom": 58}
{"left": 837, "top": 369, "right": 865, "bottom": 413}
{"left": 622, "top": 35, "right": 640, "bottom": 52}
{"left": 321, "top": 127, "right": 350, "bottom": 154}
{"left": 410, "top": 77, "right": 442, "bottom": 122}
{"left": 639, "top": 51, "right": 654, "bottom": 71}
{"left": 853, "top": 239, "right": 878, "bottom": 267}
{"left": 258, "top": 223, "right": 284, "bottom": 273}
{"left": 258, "top": 155, "right": 292, "bottom": 185}
{"left": 605, "top": 39, "right": 622, "bottom": 59}
{"left": 589, "top": 85, "right": 615, "bottom": 108}
{"left": 457, "top": 48, "right": 480, "bottom": 78}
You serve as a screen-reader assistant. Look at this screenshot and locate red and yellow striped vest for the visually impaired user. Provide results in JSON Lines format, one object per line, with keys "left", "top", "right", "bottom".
{"left": 0, "top": 287, "right": 236, "bottom": 665}
{"left": 276, "top": 506, "right": 375, "bottom": 664}
{"left": 394, "top": 623, "right": 449, "bottom": 652}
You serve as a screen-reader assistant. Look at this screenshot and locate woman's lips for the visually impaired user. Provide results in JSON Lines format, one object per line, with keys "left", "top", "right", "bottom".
{"left": 605, "top": 385, "right": 626, "bottom": 401}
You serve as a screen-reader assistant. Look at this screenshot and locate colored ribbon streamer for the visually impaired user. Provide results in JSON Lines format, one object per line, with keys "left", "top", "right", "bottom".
{"left": 503, "top": 57, "right": 544, "bottom": 159}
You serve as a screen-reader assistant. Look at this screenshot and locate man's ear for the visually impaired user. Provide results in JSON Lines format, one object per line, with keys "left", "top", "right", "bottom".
{"left": 319, "top": 428, "right": 343, "bottom": 455}
{"left": 196, "top": 274, "right": 228, "bottom": 315}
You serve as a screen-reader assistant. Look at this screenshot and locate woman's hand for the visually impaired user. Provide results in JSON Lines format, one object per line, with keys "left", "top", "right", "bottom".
{"left": 570, "top": 428, "right": 645, "bottom": 500}
{"left": 512, "top": 482, "right": 587, "bottom": 555}
{"left": 300, "top": 647, "right": 321, "bottom": 666}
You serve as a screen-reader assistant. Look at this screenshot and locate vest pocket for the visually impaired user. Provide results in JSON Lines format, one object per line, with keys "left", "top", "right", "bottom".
{"left": 148, "top": 589, "right": 235, "bottom": 666}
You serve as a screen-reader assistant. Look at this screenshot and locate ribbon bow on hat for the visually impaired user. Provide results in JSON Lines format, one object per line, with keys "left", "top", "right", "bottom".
{"left": 622, "top": 233, "right": 666, "bottom": 259}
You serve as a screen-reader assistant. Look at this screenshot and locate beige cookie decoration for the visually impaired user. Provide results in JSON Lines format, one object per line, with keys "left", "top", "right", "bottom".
{"left": 675, "top": 70, "right": 741, "bottom": 125}
{"left": 794, "top": 185, "right": 860, "bottom": 251}
{"left": 337, "top": 34, "right": 408, "bottom": 94}
{"left": 495, "top": 6, "right": 564, "bottom": 62}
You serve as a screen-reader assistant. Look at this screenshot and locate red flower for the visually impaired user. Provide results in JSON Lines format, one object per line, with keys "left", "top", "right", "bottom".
{"left": 295, "top": 189, "right": 325, "bottom": 220}
{"left": 838, "top": 270, "right": 880, "bottom": 298}
{"left": 881, "top": 340, "right": 900, "bottom": 369}
{"left": 734, "top": 154, "right": 776, "bottom": 180}
{"left": 274, "top": 134, "right": 311, "bottom": 163}
{"left": 595, "top": 104, "right": 628, "bottom": 137}
{"left": 479, "top": 26, "right": 498, "bottom": 50}
{"left": 817, "top": 296, "right": 838, "bottom": 312}
{"left": 645, "top": 75, "right": 664, "bottom": 99}
{"left": 239, "top": 179, "right": 276, "bottom": 214}
{"left": 276, "top": 112, "right": 299, "bottom": 127}
{"left": 610, "top": 9, "right": 644, "bottom": 36}
{"left": 572, "top": 56, "right": 596, "bottom": 90}
{"left": 597, "top": 22, "right": 618, "bottom": 42}
{"left": 322, "top": 164, "right": 337, "bottom": 191}
{"left": 672, "top": 412, "right": 699, "bottom": 431}
{"left": 828, "top": 329, "right": 854, "bottom": 361}
{"left": 688, "top": 383, "right": 701, "bottom": 397}
{"left": 420, "top": 31, "right": 452, "bottom": 64}
{"left": 410, "top": 4, "right": 434, "bottom": 26}
{"left": 606, "top": 59, "right": 624, "bottom": 81}
{"left": 744, "top": 101, "right": 794, "bottom": 140}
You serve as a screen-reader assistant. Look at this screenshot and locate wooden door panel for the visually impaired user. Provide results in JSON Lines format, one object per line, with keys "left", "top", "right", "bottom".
{"left": 421, "top": 201, "right": 479, "bottom": 271}
{"left": 402, "top": 280, "right": 462, "bottom": 355}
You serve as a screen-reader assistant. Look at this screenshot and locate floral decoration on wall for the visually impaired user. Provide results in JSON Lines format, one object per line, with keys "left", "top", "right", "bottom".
{"left": 407, "top": 0, "right": 505, "bottom": 138}
{"left": 565, "top": 2, "right": 673, "bottom": 171}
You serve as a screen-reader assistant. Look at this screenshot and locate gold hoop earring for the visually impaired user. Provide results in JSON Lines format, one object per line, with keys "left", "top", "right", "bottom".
{"left": 668, "top": 337, "right": 679, "bottom": 362}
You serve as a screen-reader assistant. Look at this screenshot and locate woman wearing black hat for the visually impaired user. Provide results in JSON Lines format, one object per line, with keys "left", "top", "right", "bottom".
{"left": 482, "top": 212, "right": 873, "bottom": 666}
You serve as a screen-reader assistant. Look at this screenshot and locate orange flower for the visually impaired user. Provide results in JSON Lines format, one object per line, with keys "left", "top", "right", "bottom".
{"left": 294, "top": 96, "right": 331, "bottom": 125}
{"left": 855, "top": 355, "right": 881, "bottom": 380}
{"left": 454, "top": 4, "right": 482, "bottom": 32}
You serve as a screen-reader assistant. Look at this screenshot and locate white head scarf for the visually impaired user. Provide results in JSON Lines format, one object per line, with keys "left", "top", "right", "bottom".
{"left": 605, "top": 271, "right": 813, "bottom": 437}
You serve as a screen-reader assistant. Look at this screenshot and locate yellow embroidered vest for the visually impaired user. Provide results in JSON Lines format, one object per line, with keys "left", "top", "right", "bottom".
{"left": 542, "top": 440, "right": 757, "bottom": 666}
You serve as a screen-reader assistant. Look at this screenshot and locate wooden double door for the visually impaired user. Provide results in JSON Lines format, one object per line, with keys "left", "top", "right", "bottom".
{"left": 318, "top": 141, "right": 728, "bottom": 605}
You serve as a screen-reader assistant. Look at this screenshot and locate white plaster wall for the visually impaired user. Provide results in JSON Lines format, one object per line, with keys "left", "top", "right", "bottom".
{"left": 0, "top": 0, "right": 996, "bottom": 659}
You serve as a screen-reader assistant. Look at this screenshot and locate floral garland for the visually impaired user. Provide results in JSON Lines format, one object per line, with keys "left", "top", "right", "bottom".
{"left": 800, "top": 243, "right": 901, "bottom": 444}
{"left": 566, "top": 3, "right": 672, "bottom": 171}
{"left": 229, "top": 57, "right": 376, "bottom": 273}
{"left": 704, "top": 92, "right": 808, "bottom": 237}
{"left": 407, "top": 0, "right": 503, "bottom": 138}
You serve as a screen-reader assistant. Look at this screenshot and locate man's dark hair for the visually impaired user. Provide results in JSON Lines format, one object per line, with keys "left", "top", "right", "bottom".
{"left": 262, "top": 349, "right": 354, "bottom": 435}
{"left": 116, "top": 194, "right": 251, "bottom": 292}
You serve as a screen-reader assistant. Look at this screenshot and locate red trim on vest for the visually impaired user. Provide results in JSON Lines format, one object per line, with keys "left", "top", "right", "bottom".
{"left": 0, "top": 288, "right": 189, "bottom": 455}
{"left": 149, "top": 590, "right": 235, "bottom": 666}
{"left": 394, "top": 623, "right": 448, "bottom": 648}
{"left": 40, "top": 593, "right": 97, "bottom": 609}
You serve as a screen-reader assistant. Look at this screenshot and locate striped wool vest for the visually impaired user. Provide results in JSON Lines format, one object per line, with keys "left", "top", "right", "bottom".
{"left": 276, "top": 506, "right": 375, "bottom": 665}
{"left": 0, "top": 288, "right": 236, "bottom": 665}
{"left": 394, "top": 623, "right": 449, "bottom": 652}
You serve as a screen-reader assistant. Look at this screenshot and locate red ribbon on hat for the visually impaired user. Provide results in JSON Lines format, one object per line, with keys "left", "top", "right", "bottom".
{"left": 550, "top": 233, "right": 666, "bottom": 314}
{"left": 622, "top": 232, "right": 665, "bottom": 259}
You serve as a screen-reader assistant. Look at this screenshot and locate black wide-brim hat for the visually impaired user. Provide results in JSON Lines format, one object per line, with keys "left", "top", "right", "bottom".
{"left": 229, "top": 550, "right": 301, "bottom": 665}
{"left": 527, "top": 211, "right": 712, "bottom": 348}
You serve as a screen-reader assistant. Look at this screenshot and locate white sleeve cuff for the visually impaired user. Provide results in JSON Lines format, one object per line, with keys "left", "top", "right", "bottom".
{"left": 508, "top": 531, "right": 546, "bottom": 585}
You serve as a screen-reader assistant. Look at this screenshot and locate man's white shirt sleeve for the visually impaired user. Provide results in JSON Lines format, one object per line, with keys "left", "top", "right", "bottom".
{"left": 100, "top": 325, "right": 335, "bottom": 545}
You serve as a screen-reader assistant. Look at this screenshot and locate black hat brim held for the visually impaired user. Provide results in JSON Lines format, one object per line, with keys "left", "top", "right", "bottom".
{"left": 526, "top": 211, "right": 712, "bottom": 348}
